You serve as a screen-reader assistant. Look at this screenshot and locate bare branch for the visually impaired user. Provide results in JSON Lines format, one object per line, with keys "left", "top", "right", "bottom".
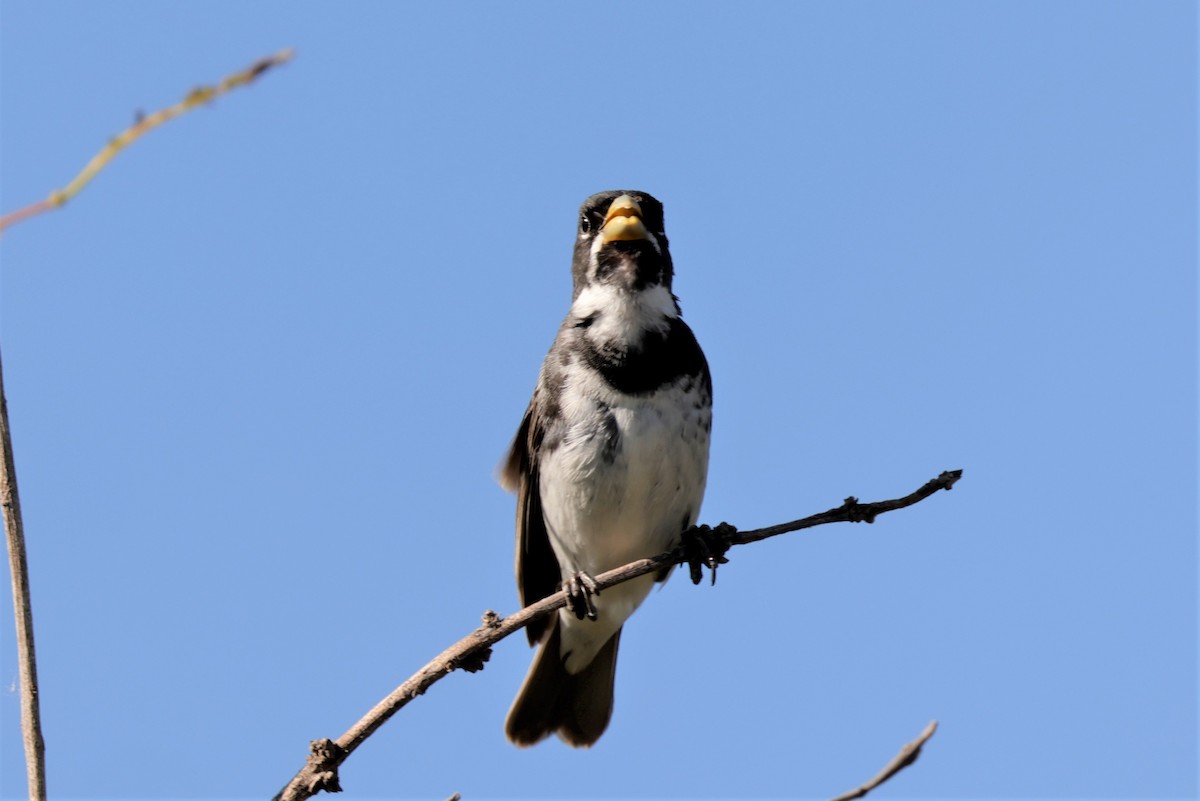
{"left": 733, "top": 469, "right": 963, "bottom": 544}
{"left": 0, "top": 48, "right": 294, "bottom": 235}
{"left": 273, "top": 470, "right": 962, "bottom": 801}
{"left": 1, "top": 351, "right": 46, "bottom": 801}
{"left": 828, "top": 720, "right": 939, "bottom": 801}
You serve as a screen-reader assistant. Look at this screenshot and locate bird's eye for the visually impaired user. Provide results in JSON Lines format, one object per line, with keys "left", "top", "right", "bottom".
{"left": 580, "top": 214, "right": 591, "bottom": 234}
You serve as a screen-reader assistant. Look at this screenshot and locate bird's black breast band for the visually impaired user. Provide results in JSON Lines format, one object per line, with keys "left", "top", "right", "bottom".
{"left": 578, "top": 318, "right": 711, "bottom": 396}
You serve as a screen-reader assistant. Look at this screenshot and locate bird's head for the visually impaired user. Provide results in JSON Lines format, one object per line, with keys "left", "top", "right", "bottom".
{"left": 571, "top": 191, "right": 673, "bottom": 299}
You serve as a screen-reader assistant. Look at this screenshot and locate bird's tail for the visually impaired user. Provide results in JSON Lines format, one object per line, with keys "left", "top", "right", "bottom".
{"left": 505, "top": 616, "right": 621, "bottom": 748}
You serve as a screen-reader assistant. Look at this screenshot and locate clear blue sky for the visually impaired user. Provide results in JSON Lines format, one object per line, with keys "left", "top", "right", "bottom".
{"left": 1, "top": 2, "right": 1195, "bottom": 799}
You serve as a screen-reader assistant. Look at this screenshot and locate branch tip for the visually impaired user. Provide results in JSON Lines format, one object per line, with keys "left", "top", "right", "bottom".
{"left": 828, "top": 719, "right": 939, "bottom": 801}
{"left": 938, "top": 469, "right": 963, "bottom": 489}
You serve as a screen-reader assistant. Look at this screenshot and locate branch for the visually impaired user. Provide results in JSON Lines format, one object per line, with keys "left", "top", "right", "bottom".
{"left": 272, "top": 469, "right": 962, "bottom": 801}
{"left": 828, "top": 720, "right": 939, "bottom": 801}
{"left": 1, "top": 351, "right": 46, "bottom": 801}
{"left": 0, "top": 48, "right": 294, "bottom": 235}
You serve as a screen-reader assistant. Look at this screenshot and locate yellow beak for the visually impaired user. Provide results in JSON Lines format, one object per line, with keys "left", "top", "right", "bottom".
{"left": 600, "top": 194, "right": 648, "bottom": 243}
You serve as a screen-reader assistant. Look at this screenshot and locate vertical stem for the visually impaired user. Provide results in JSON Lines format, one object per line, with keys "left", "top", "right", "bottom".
{"left": 0, "top": 349, "right": 47, "bottom": 801}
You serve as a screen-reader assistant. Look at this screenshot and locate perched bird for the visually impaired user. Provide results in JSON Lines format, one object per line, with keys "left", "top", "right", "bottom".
{"left": 501, "top": 190, "right": 712, "bottom": 747}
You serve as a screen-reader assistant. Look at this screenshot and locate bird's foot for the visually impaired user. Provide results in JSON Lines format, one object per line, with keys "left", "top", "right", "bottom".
{"left": 680, "top": 523, "right": 735, "bottom": 585}
{"left": 563, "top": 571, "right": 600, "bottom": 620}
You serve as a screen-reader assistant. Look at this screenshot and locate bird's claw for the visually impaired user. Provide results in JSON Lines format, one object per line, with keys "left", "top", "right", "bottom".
{"left": 681, "top": 523, "right": 734, "bottom": 585}
{"left": 564, "top": 571, "right": 600, "bottom": 620}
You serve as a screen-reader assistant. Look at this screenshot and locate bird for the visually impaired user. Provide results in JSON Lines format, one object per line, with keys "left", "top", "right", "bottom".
{"left": 500, "top": 190, "right": 712, "bottom": 747}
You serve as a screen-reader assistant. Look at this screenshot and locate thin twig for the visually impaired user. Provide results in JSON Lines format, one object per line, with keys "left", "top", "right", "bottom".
{"left": 272, "top": 470, "right": 962, "bottom": 801}
{"left": 1, "top": 350, "right": 45, "bottom": 801}
{"left": 828, "top": 720, "right": 939, "bottom": 801}
{"left": 0, "top": 48, "right": 294, "bottom": 234}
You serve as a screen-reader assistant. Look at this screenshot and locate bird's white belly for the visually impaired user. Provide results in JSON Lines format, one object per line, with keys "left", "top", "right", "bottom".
{"left": 538, "top": 376, "right": 710, "bottom": 672}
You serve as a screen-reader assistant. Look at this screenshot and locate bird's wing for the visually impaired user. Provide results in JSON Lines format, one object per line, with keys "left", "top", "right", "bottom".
{"left": 502, "top": 395, "right": 561, "bottom": 645}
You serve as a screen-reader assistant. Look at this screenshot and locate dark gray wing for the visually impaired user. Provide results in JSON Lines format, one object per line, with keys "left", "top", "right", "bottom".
{"left": 502, "top": 396, "right": 561, "bottom": 645}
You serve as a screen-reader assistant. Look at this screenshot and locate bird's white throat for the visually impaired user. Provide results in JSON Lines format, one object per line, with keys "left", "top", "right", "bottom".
{"left": 570, "top": 283, "right": 678, "bottom": 345}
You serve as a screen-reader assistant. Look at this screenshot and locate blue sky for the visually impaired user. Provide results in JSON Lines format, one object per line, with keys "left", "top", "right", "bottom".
{"left": 0, "top": 2, "right": 1195, "bottom": 799}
